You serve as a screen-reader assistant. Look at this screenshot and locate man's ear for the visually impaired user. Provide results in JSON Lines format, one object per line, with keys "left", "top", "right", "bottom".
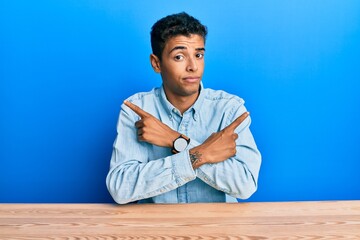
{"left": 150, "top": 54, "right": 161, "bottom": 73}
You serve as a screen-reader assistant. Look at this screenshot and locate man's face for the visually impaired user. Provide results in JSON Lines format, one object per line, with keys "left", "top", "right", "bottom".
{"left": 154, "top": 34, "right": 205, "bottom": 101}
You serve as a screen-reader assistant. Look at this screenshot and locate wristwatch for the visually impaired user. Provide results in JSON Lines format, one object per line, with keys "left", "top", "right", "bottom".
{"left": 172, "top": 134, "right": 190, "bottom": 154}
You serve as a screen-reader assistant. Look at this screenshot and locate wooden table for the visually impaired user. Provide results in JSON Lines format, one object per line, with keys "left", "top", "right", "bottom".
{"left": 0, "top": 201, "right": 359, "bottom": 239}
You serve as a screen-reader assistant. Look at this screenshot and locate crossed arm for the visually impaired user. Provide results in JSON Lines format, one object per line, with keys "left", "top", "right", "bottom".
{"left": 123, "top": 100, "right": 249, "bottom": 169}
{"left": 107, "top": 100, "right": 260, "bottom": 204}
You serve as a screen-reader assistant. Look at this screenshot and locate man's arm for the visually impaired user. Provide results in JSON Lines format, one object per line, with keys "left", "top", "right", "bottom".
{"left": 190, "top": 104, "right": 261, "bottom": 200}
{"left": 106, "top": 102, "right": 196, "bottom": 204}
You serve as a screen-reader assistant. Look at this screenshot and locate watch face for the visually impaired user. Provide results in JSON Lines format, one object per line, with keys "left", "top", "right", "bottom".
{"left": 174, "top": 137, "right": 188, "bottom": 152}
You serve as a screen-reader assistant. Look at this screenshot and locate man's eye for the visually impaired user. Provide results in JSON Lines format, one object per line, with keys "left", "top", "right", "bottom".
{"left": 174, "top": 55, "right": 184, "bottom": 61}
{"left": 196, "top": 53, "right": 204, "bottom": 59}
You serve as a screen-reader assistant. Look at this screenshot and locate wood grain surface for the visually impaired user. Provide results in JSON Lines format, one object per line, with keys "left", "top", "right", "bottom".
{"left": 0, "top": 201, "right": 359, "bottom": 239}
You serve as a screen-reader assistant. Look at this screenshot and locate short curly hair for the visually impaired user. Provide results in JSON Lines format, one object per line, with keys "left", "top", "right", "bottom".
{"left": 150, "top": 12, "right": 208, "bottom": 60}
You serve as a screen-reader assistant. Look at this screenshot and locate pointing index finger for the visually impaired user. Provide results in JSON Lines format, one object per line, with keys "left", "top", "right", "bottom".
{"left": 224, "top": 112, "right": 249, "bottom": 132}
{"left": 124, "top": 100, "right": 149, "bottom": 118}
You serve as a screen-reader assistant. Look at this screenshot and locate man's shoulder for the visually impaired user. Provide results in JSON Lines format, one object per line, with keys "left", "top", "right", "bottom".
{"left": 200, "top": 88, "right": 248, "bottom": 124}
{"left": 202, "top": 87, "right": 245, "bottom": 105}
{"left": 125, "top": 87, "right": 160, "bottom": 103}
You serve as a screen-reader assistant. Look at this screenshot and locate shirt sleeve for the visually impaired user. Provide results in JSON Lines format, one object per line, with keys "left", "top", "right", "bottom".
{"left": 190, "top": 104, "right": 262, "bottom": 200}
{"left": 106, "top": 104, "right": 196, "bottom": 204}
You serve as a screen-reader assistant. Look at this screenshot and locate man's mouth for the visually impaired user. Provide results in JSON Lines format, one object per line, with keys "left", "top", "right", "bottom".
{"left": 183, "top": 77, "right": 200, "bottom": 83}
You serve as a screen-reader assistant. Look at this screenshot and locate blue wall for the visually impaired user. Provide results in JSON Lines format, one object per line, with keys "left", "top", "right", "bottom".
{"left": 1, "top": 1, "right": 359, "bottom": 203}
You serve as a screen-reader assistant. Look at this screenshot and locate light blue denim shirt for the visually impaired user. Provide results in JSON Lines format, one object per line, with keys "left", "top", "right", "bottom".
{"left": 106, "top": 83, "right": 261, "bottom": 204}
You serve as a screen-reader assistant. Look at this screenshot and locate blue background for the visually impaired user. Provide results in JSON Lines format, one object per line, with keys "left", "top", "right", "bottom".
{"left": 1, "top": 1, "right": 359, "bottom": 203}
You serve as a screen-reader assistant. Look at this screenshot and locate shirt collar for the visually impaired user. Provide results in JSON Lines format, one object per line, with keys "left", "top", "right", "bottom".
{"left": 191, "top": 82, "right": 205, "bottom": 121}
{"left": 159, "top": 82, "right": 205, "bottom": 121}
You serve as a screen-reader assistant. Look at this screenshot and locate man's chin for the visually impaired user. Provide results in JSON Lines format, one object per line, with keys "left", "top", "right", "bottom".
{"left": 179, "top": 86, "right": 201, "bottom": 97}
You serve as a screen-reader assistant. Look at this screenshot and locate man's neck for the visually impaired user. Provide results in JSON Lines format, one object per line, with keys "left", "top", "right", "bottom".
{"left": 165, "top": 92, "right": 199, "bottom": 115}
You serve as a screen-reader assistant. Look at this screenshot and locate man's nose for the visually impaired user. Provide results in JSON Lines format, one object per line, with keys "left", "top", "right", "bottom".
{"left": 186, "top": 57, "right": 198, "bottom": 72}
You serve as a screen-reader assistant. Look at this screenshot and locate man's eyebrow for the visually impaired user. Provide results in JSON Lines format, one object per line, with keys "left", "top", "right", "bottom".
{"left": 169, "top": 46, "right": 206, "bottom": 54}
{"left": 169, "top": 46, "right": 186, "bottom": 54}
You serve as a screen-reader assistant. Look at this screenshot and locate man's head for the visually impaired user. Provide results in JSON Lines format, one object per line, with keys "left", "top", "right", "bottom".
{"left": 150, "top": 13, "right": 208, "bottom": 110}
{"left": 150, "top": 12, "right": 208, "bottom": 60}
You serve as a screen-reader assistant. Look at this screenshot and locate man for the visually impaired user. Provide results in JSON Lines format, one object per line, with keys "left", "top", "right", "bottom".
{"left": 106, "top": 12, "right": 261, "bottom": 204}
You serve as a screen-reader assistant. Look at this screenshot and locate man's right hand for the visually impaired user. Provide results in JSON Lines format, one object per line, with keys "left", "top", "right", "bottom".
{"left": 124, "top": 100, "right": 179, "bottom": 148}
{"left": 189, "top": 112, "right": 249, "bottom": 169}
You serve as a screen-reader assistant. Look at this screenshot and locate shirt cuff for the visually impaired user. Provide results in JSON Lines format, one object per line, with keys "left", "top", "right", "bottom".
{"left": 171, "top": 150, "right": 196, "bottom": 186}
{"left": 188, "top": 138, "right": 201, "bottom": 148}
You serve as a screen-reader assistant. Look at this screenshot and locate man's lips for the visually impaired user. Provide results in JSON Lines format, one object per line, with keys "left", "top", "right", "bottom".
{"left": 182, "top": 76, "right": 200, "bottom": 83}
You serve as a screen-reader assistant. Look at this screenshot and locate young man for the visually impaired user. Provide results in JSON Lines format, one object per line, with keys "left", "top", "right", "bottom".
{"left": 106, "top": 12, "right": 261, "bottom": 204}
